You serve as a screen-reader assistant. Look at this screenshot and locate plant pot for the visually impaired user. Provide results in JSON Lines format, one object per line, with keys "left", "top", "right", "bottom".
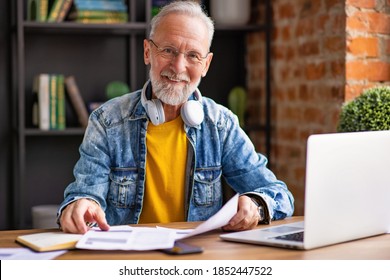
{"left": 210, "top": 0, "right": 251, "bottom": 25}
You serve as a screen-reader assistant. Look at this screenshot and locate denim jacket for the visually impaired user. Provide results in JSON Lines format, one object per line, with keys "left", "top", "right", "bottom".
{"left": 58, "top": 89, "right": 294, "bottom": 225}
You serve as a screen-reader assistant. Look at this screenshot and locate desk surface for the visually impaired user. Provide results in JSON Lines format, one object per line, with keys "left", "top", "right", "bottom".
{"left": 1, "top": 217, "right": 389, "bottom": 260}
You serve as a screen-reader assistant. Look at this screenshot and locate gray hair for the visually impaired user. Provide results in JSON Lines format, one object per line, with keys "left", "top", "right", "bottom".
{"left": 149, "top": 1, "right": 215, "bottom": 50}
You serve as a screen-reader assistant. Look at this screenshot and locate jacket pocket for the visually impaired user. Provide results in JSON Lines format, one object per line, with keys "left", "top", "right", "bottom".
{"left": 193, "top": 167, "right": 222, "bottom": 206}
{"left": 108, "top": 168, "right": 138, "bottom": 208}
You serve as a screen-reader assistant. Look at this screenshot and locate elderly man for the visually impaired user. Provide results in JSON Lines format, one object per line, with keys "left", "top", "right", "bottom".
{"left": 58, "top": 1, "right": 294, "bottom": 234}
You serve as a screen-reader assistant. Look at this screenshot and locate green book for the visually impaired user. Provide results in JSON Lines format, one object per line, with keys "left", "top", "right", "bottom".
{"left": 27, "top": 0, "right": 49, "bottom": 22}
{"left": 49, "top": 74, "right": 57, "bottom": 130}
{"left": 68, "top": 10, "right": 128, "bottom": 21}
{"left": 47, "top": 0, "right": 73, "bottom": 22}
{"left": 56, "top": 74, "right": 66, "bottom": 130}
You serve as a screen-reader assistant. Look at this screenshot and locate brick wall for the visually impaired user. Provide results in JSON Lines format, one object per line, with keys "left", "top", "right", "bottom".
{"left": 247, "top": 0, "right": 390, "bottom": 215}
{"left": 346, "top": 0, "right": 390, "bottom": 100}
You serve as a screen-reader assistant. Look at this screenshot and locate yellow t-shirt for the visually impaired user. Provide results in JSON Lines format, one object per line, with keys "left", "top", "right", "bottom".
{"left": 139, "top": 116, "right": 188, "bottom": 223}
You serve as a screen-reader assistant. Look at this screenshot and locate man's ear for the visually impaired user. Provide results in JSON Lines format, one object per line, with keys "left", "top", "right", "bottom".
{"left": 144, "top": 39, "right": 151, "bottom": 65}
{"left": 201, "top": 52, "right": 213, "bottom": 77}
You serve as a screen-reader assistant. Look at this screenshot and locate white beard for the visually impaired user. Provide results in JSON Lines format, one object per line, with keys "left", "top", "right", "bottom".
{"left": 150, "top": 69, "right": 200, "bottom": 105}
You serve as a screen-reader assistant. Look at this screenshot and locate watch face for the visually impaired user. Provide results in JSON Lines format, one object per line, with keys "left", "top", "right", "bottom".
{"left": 250, "top": 197, "right": 265, "bottom": 222}
{"left": 258, "top": 205, "right": 265, "bottom": 221}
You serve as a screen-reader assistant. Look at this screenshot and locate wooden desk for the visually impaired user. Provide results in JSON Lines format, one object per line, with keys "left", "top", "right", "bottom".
{"left": 1, "top": 217, "right": 389, "bottom": 259}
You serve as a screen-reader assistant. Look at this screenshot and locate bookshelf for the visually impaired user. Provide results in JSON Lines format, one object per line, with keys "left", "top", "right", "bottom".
{"left": 11, "top": 0, "right": 272, "bottom": 229}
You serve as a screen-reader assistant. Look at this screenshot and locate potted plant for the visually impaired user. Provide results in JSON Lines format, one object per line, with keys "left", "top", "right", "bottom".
{"left": 338, "top": 86, "right": 390, "bottom": 132}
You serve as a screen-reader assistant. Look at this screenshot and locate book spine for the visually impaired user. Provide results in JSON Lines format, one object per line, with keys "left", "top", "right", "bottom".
{"left": 75, "top": 17, "right": 126, "bottom": 23}
{"left": 65, "top": 76, "right": 89, "bottom": 128}
{"left": 73, "top": 0, "right": 127, "bottom": 12}
{"left": 49, "top": 74, "right": 58, "bottom": 130}
{"left": 28, "top": 0, "right": 50, "bottom": 22}
{"left": 70, "top": 10, "right": 128, "bottom": 21}
{"left": 38, "top": 74, "right": 50, "bottom": 130}
{"left": 56, "top": 74, "right": 66, "bottom": 130}
{"left": 47, "top": 0, "right": 65, "bottom": 22}
{"left": 27, "top": 0, "right": 36, "bottom": 21}
{"left": 57, "top": 0, "right": 74, "bottom": 22}
{"left": 32, "top": 75, "right": 40, "bottom": 127}
{"left": 39, "top": 0, "right": 50, "bottom": 21}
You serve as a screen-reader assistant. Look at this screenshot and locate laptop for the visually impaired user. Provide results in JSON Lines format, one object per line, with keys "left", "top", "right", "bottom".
{"left": 220, "top": 130, "right": 390, "bottom": 250}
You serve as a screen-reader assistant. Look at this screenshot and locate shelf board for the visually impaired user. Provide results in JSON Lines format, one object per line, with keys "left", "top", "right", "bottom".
{"left": 22, "top": 21, "right": 148, "bottom": 35}
{"left": 24, "top": 128, "right": 85, "bottom": 136}
{"left": 20, "top": 21, "right": 265, "bottom": 35}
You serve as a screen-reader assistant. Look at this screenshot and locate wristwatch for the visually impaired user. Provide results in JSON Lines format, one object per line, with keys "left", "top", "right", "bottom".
{"left": 250, "top": 197, "right": 265, "bottom": 223}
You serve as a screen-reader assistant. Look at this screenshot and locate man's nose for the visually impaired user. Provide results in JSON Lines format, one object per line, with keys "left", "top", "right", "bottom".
{"left": 170, "top": 52, "right": 188, "bottom": 73}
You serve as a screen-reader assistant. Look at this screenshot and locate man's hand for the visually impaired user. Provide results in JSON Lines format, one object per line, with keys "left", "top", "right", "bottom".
{"left": 222, "top": 195, "right": 261, "bottom": 231}
{"left": 59, "top": 198, "right": 110, "bottom": 234}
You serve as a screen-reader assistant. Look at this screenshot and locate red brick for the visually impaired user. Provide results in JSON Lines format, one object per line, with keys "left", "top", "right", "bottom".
{"left": 279, "top": 105, "right": 301, "bottom": 122}
{"left": 345, "top": 84, "right": 370, "bottom": 101}
{"left": 277, "top": 2, "right": 296, "bottom": 20}
{"left": 386, "top": 38, "right": 390, "bottom": 55}
{"left": 300, "top": 0, "right": 322, "bottom": 17}
{"left": 299, "top": 41, "right": 320, "bottom": 56}
{"left": 325, "top": 0, "right": 344, "bottom": 10}
{"left": 317, "top": 14, "right": 330, "bottom": 32}
{"left": 295, "top": 18, "right": 315, "bottom": 37}
{"left": 330, "top": 13, "right": 346, "bottom": 32}
{"left": 346, "top": 60, "right": 390, "bottom": 81}
{"left": 277, "top": 127, "right": 298, "bottom": 140}
{"left": 285, "top": 46, "right": 296, "bottom": 61}
{"left": 281, "top": 26, "right": 291, "bottom": 41}
{"left": 347, "top": 37, "right": 379, "bottom": 57}
{"left": 347, "top": 11, "right": 390, "bottom": 34}
{"left": 272, "top": 45, "right": 285, "bottom": 60}
{"left": 346, "top": 0, "right": 377, "bottom": 9}
{"left": 330, "top": 60, "right": 345, "bottom": 77}
{"left": 303, "top": 107, "right": 325, "bottom": 123}
{"left": 248, "top": 50, "right": 263, "bottom": 64}
{"left": 305, "top": 62, "right": 326, "bottom": 80}
{"left": 325, "top": 36, "right": 346, "bottom": 53}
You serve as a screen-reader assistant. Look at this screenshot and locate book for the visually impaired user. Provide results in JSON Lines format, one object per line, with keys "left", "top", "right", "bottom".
{"left": 49, "top": 74, "right": 58, "bottom": 129}
{"left": 65, "top": 76, "right": 89, "bottom": 128}
{"left": 57, "top": 0, "right": 74, "bottom": 21}
{"left": 68, "top": 10, "right": 128, "bottom": 22}
{"left": 47, "top": 0, "right": 73, "bottom": 22}
{"left": 34, "top": 73, "right": 67, "bottom": 130}
{"left": 56, "top": 74, "right": 66, "bottom": 130}
{"left": 73, "top": 0, "right": 128, "bottom": 12}
{"left": 75, "top": 17, "right": 126, "bottom": 23}
{"left": 16, "top": 232, "right": 82, "bottom": 252}
{"left": 31, "top": 75, "right": 40, "bottom": 127}
{"left": 27, "top": 0, "right": 49, "bottom": 22}
{"left": 37, "top": 73, "right": 50, "bottom": 130}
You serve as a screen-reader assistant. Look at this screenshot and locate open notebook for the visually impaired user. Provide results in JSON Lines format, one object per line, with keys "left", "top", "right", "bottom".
{"left": 221, "top": 130, "right": 390, "bottom": 250}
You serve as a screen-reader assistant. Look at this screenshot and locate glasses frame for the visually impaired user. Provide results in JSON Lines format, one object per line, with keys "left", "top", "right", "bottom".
{"left": 148, "top": 39, "right": 209, "bottom": 64}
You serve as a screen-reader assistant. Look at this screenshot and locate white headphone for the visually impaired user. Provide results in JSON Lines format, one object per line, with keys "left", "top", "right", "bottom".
{"left": 141, "top": 80, "right": 204, "bottom": 127}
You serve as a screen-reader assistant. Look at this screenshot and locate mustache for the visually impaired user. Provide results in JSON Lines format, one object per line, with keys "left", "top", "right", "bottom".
{"left": 161, "top": 70, "right": 190, "bottom": 83}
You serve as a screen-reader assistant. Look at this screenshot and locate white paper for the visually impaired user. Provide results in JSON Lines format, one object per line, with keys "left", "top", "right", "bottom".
{"left": 75, "top": 194, "right": 239, "bottom": 251}
{"left": 76, "top": 225, "right": 176, "bottom": 251}
{"left": 0, "top": 248, "right": 67, "bottom": 260}
{"left": 174, "top": 193, "right": 239, "bottom": 239}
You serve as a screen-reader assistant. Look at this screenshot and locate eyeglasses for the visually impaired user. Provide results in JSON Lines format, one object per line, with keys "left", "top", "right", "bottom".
{"left": 148, "top": 39, "right": 209, "bottom": 65}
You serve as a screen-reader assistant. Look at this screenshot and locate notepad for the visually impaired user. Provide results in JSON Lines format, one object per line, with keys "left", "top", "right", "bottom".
{"left": 16, "top": 232, "right": 83, "bottom": 252}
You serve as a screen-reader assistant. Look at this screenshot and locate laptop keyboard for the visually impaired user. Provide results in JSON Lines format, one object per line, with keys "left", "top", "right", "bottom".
{"left": 274, "top": 231, "right": 304, "bottom": 242}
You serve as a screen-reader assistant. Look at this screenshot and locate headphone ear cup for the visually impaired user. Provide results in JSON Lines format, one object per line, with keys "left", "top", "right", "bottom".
{"left": 181, "top": 100, "right": 204, "bottom": 127}
{"left": 146, "top": 99, "right": 165, "bottom": 125}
